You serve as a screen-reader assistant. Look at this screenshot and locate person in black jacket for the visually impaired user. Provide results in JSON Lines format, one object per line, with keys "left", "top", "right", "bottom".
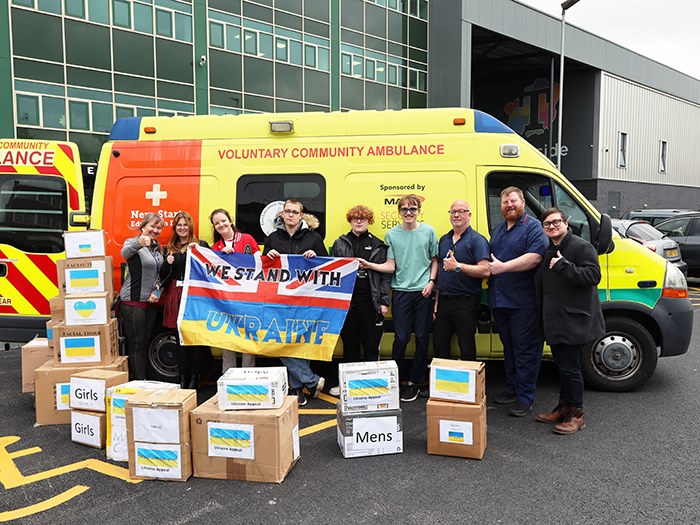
{"left": 329, "top": 205, "right": 391, "bottom": 395}
{"left": 263, "top": 199, "right": 326, "bottom": 406}
{"left": 159, "top": 211, "right": 209, "bottom": 389}
{"left": 535, "top": 207, "right": 605, "bottom": 435}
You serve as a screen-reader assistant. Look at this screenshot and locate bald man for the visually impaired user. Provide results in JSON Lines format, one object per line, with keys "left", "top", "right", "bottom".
{"left": 433, "top": 200, "right": 490, "bottom": 361}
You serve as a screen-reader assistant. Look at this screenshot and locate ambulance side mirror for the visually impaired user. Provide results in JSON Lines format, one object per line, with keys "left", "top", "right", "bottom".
{"left": 595, "top": 213, "right": 614, "bottom": 255}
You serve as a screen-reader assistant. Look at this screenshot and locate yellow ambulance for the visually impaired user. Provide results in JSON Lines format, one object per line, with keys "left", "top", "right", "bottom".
{"left": 91, "top": 108, "right": 692, "bottom": 390}
{"left": 0, "top": 140, "right": 88, "bottom": 342}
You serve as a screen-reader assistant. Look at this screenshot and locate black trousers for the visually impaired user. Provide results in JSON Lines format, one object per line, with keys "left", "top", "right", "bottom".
{"left": 120, "top": 303, "right": 158, "bottom": 380}
{"left": 340, "top": 301, "right": 383, "bottom": 362}
{"left": 432, "top": 294, "right": 481, "bottom": 360}
{"left": 550, "top": 343, "right": 585, "bottom": 408}
{"left": 391, "top": 290, "right": 433, "bottom": 384}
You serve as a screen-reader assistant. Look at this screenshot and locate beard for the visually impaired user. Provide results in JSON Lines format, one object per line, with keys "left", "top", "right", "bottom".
{"left": 501, "top": 206, "right": 523, "bottom": 220}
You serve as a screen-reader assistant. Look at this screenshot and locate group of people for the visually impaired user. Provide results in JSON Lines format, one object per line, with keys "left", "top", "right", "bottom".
{"left": 119, "top": 188, "right": 604, "bottom": 435}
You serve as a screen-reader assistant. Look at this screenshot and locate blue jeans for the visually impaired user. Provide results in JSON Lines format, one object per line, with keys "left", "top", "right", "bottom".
{"left": 493, "top": 307, "right": 543, "bottom": 406}
{"left": 280, "top": 357, "right": 320, "bottom": 390}
{"left": 391, "top": 290, "right": 434, "bottom": 384}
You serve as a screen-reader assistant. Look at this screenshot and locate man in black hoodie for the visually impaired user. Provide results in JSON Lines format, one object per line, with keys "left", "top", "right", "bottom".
{"left": 263, "top": 199, "right": 326, "bottom": 406}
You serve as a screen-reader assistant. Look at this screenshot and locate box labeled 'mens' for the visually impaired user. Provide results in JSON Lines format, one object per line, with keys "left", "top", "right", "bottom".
{"left": 429, "top": 358, "right": 485, "bottom": 405}
{"left": 63, "top": 292, "right": 111, "bottom": 326}
{"left": 64, "top": 230, "right": 106, "bottom": 259}
{"left": 34, "top": 356, "right": 128, "bottom": 426}
{"left": 71, "top": 410, "right": 106, "bottom": 449}
{"left": 53, "top": 318, "right": 118, "bottom": 365}
{"left": 191, "top": 395, "right": 300, "bottom": 483}
{"left": 337, "top": 360, "right": 400, "bottom": 413}
{"left": 58, "top": 256, "right": 113, "bottom": 297}
{"left": 217, "top": 366, "right": 288, "bottom": 410}
{"left": 426, "top": 399, "right": 486, "bottom": 460}
{"left": 336, "top": 406, "right": 403, "bottom": 458}
{"left": 70, "top": 368, "right": 128, "bottom": 412}
{"left": 21, "top": 337, "right": 53, "bottom": 393}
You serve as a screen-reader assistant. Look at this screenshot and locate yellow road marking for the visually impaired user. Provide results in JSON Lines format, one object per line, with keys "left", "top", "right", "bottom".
{"left": 0, "top": 485, "right": 90, "bottom": 522}
{"left": 316, "top": 392, "right": 339, "bottom": 404}
{"left": 299, "top": 409, "right": 337, "bottom": 415}
{"left": 299, "top": 419, "right": 336, "bottom": 437}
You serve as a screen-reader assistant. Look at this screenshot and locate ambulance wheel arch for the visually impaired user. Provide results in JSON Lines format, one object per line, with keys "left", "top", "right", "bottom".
{"left": 582, "top": 316, "right": 658, "bottom": 391}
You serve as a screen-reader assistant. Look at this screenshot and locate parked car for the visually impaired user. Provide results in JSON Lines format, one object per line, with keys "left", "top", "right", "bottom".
{"left": 656, "top": 212, "right": 700, "bottom": 277}
{"left": 627, "top": 208, "right": 697, "bottom": 226}
{"left": 612, "top": 219, "right": 688, "bottom": 277}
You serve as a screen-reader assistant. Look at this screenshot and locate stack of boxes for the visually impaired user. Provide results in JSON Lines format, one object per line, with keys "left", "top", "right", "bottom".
{"left": 126, "top": 388, "right": 197, "bottom": 481}
{"left": 335, "top": 361, "right": 403, "bottom": 458}
{"left": 20, "top": 337, "right": 53, "bottom": 394}
{"left": 69, "top": 369, "right": 128, "bottom": 449}
{"left": 426, "top": 358, "right": 487, "bottom": 460}
{"left": 35, "top": 230, "right": 128, "bottom": 426}
{"left": 190, "top": 366, "right": 300, "bottom": 483}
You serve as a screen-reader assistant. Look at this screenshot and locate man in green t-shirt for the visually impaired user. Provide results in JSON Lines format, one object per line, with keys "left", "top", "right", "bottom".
{"left": 360, "top": 194, "right": 438, "bottom": 401}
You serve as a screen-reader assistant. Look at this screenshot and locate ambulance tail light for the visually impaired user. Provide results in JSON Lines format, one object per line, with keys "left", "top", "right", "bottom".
{"left": 144, "top": 127, "right": 157, "bottom": 134}
{"left": 269, "top": 121, "right": 294, "bottom": 134}
{"left": 500, "top": 144, "right": 520, "bottom": 158}
{"left": 661, "top": 262, "right": 688, "bottom": 299}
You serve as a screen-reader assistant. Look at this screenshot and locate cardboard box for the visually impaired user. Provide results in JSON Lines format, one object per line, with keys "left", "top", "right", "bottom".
{"left": 34, "top": 356, "right": 128, "bottom": 426}
{"left": 64, "top": 230, "right": 106, "bottom": 259}
{"left": 49, "top": 295, "right": 64, "bottom": 322}
{"left": 126, "top": 388, "right": 197, "bottom": 481}
{"left": 426, "top": 399, "right": 487, "bottom": 460}
{"left": 63, "top": 292, "right": 111, "bottom": 326}
{"left": 336, "top": 406, "right": 403, "bottom": 458}
{"left": 217, "top": 366, "right": 288, "bottom": 410}
{"left": 429, "top": 358, "right": 486, "bottom": 405}
{"left": 21, "top": 337, "right": 53, "bottom": 393}
{"left": 52, "top": 319, "right": 118, "bottom": 365}
{"left": 45, "top": 320, "right": 61, "bottom": 349}
{"left": 70, "top": 369, "right": 128, "bottom": 412}
{"left": 106, "top": 380, "right": 180, "bottom": 462}
{"left": 191, "top": 395, "right": 300, "bottom": 483}
{"left": 337, "top": 360, "right": 400, "bottom": 413}
{"left": 57, "top": 256, "right": 113, "bottom": 297}
{"left": 71, "top": 410, "right": 106, "bottom": 449}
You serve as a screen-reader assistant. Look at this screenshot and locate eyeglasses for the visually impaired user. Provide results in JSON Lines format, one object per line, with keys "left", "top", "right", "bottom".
{"left": 283, "top": 209, "right": 301, "bottom": 216}
{"left": 399, "top": 207, "right": 419, "bottom": 215}
{"left": 542, "top": 218, "right": 564, "bottom": 228}
{"left": 448, "top": 209, "right": 470, "bottom": 216}
{"left": 350, "top": 217, "right": 368, "bottom": 222}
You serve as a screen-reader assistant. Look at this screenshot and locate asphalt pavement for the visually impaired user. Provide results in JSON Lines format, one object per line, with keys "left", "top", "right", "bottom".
{"left": 2, "top": 313, "right": 700, "bottom": 524}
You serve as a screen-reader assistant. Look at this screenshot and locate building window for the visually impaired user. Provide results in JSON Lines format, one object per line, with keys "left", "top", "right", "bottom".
{"left": 69, "top": 100, "right": 90, "bottom": 130}
{"left": 659, "top": 140, "right": 668, "bottom": 174}
{"left": 17, "top": 95, "right": 40, "bottom": 125}
{"left": 113, "top": 0, "right": 131, "bottom": 27}
{"left": 156, "top": 9, "right": 173, "bottom": 37}
{"left": 210, "top": 22, "right": 224, "bottom": 47}
{"left": 618, "top": 131, "right": 627, "bottom": 168}
{"left": 43, "top": 97, "right": 66, "bottom": 128}
{"left": 65, "top": 0, "right": 85, "bottom": 18}
{"left": 87, "top": 0, "right": 109, "bottom": 23}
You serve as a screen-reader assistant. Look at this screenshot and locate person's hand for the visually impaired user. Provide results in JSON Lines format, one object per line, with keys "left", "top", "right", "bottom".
{"left": 138, "top": 235, "right": 150, "bottom": 247}
{"left": 166, "top": 252, "right": 174, "bottom": 265}
{"left": 267, "top": 249, "right": 281, "bottom": 259}
{"left": 188, "top": 242, "right": 199, "bottom": 249}
{"left": 380, "top": 305, "right": 389, "bottom": 316}
{"left": 489, "top": 254, "right": 506, "bottom": 275}
{"left": 303, "top": 250, "right": 317, "bottom": 258}
{"left": 549, "top": 250, "right": 563, "bottom": 269}
{"left": 422, "top": 280, "right": 435, "bottom": 298}
{"left": 223, "top": 245, "right": 234, "bottom": 254}
{"left": 148, "top": 292, "right": 159, "bottom": 303}
{"left": 443, "top": 250, "right": 458, "bottom": 272}
{"left": 358, "top": 258, "right": 371, "bottom": 269}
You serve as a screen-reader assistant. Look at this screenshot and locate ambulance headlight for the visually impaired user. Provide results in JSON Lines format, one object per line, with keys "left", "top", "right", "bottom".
{"left": 500, "top": 144, "right": 520, "bottom": 158}
{"left": 269, "top": 121, "right": 294, "bottom": 133}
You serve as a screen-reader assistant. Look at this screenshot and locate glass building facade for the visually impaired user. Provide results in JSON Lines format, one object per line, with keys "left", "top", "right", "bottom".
{"left": 3, "top": 0, "right": 429, "bottom": 163}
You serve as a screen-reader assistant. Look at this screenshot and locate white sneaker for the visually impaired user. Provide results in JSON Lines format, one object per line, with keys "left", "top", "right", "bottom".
{"left": 309, "top": 376, "right": 325, "bottom": 398}
{"left": 329, "top": 386, "right": 340, "bottom": 396}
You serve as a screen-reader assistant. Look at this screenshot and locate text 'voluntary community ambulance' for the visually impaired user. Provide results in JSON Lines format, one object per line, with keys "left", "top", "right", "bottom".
{"left": 0, "top": 140, "right": 88, "bottom": 342}
{"left": 86, "top": 108, "right": 691, "bottom": 390}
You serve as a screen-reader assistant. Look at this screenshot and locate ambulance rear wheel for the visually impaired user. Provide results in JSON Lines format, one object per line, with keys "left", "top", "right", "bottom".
{"left": 582, "top": 317, "right": 658, "bottom": 392}
{"left": 147, "top": 330, "right": 179, "bottom": 382}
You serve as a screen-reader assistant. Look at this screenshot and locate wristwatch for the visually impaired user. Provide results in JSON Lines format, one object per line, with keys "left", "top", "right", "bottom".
{"left": 453, "top": 263, "right": 461, "bottom": 273}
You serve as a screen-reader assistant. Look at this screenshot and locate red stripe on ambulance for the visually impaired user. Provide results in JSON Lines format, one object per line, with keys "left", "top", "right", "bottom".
{"left": 27, "top": 254, "right": 59, "bottom": 288}
{"left": 0, "top": 249, "right": 51, "bottom": 315}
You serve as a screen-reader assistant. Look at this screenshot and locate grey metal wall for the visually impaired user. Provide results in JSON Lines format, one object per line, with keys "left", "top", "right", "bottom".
{"left": 597, "top": 73, "right": 700, "bottom": 187}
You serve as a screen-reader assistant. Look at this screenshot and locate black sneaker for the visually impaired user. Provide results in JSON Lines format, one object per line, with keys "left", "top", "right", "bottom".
{"left": 400, "top": 383, "right": 420, "bottom": 402}
{"left": 494, "top": 392, "right": 517, "bottom": 405}
{"left": 508, "top": 402, "right": 532, "bottom": 417}
{"left": 290, "top": 388, "right": 307, "bottom": 406}
{"left": 307, "top": 377, "right": 325, "bottom": 399}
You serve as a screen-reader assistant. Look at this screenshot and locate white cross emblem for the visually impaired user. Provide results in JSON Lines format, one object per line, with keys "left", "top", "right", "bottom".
{"left": 145, "top": 184, "right": 168, "bottom": 206}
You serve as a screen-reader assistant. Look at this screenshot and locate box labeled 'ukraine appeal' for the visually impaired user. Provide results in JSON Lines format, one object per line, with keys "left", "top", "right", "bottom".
{"left": 217, "top": 366, "right": 288, "bottom": 410}
{"left": 337, "top": 360, "right": 400, "bottom": 413}
{"left": 429, "top": 358, "right": 485, "bottom": 404}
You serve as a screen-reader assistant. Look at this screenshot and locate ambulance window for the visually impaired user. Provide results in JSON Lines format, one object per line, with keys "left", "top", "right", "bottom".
{"left": 553, "top": 183, "right": 592, "bottom": 242}
{"left": 485, "top": 172, "right": 553, "bottom": 234}
{"left": 236, "top": 174, "right": 326, "bottom": 243}
{"left": 0, "top": 175, "right": 68, "bottom": 253}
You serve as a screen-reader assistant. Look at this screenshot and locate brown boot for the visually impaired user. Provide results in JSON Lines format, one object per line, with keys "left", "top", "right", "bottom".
{"left": 553, "top": 408, "right": 585, "bottom": 435}
{"left": 536, "top": 400, "right": 568, "bottom": 423}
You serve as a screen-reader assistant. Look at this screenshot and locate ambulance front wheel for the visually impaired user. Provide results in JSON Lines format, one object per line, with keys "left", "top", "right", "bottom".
{"left": 147, "top": 329, "right": 179, "bottom": 382}
{"left": 582, "top": 316, "right": 658, "bottom": 392}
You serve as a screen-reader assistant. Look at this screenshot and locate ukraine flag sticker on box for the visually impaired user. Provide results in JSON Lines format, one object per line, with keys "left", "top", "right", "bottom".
{"left": 64, "top": 230, "right": 106, "bottom": 259}
{"left": 429, "top": 358, "right": 485, "bottom": 404}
